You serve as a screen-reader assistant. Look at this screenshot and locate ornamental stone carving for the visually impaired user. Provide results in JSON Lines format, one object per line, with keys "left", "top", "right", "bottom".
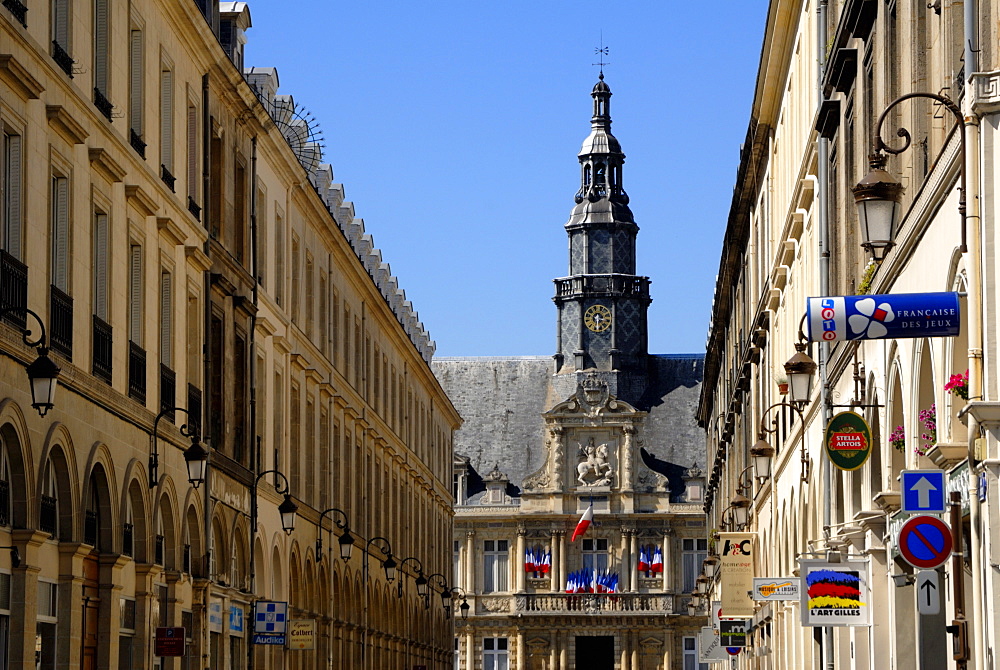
{"left": 576, "top": 437, "right": 613, "bottom": 486}
{"left": 480, "top": 597, "right": 510, "bottom": 613}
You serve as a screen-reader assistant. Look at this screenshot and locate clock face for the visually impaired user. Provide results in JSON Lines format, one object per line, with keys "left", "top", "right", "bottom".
{"left": 584, "top": 304, "right": 612, "bottom": 332}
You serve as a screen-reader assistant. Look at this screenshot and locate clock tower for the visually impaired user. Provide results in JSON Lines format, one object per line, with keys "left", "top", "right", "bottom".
{"left": 553, "top": 75, "right": 652, "bottom": 405}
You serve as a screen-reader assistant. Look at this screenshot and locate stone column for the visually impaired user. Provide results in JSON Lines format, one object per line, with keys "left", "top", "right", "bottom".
{"left": 621, "top": 426, "right": 636, "bottom": 491}
{"left": 465, "top": 628, "right": 475, "bottom": 669}
{"left": 621, "top": 528, "right": 632, "bottom": 592}
{"left": 10, "top": 531, "right": 45, "bottom": 668}
{"left": 134, "top": 563, "right": 164, "bottom": 668}
{"left": 96, "top": 554, "right": 130, "bottom": 669}
{"left": 550, "top": 530, "right": 560, "bottom": 592}
{"left": 662, "top": 530, "right": 674, "bottom": 592}
{"left": 559, "top": 631, "right": 568, "bottom": 670}
{"left": 549, "top": 635, "right": 558, "bottom": 670}
{"left": 557, "top": 532, "right": 567, "bottom": 593}
{"left": 630, "top": 631, "right": 638, "bottom": 670}
{"left": 664, "top": 628, "right": 674, "bottom": 670}
{"left": 620, "top": 633, "right": 630, "bottom": 670}
{"left": 549, "top": 427, "right": 565, "bottom": 492}
{"left": 517, "top": 630, "right": 526, "bottom": 669}
{"left": 629, "top": 531, "right": 639, "bottom": 593}
{"left": 516, "top": 527, "right": 526, "bottom": 593}
{"left": 464, "top": 530, "right": 476, "bottom": 592}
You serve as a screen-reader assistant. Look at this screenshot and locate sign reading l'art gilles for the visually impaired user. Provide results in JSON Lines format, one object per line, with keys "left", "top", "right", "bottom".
{"left": 806, "top": 292, "right": 960, "bottom": 342}
{"left": 799, "top": 558, "right": 872, "bottom": 627}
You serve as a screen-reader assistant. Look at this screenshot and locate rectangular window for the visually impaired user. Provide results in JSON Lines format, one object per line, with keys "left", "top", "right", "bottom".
{"left": 483, "top": 540, "right": 508, "bottom": 593}
{"left": 50, "top": 0, "right": 71, "bottom": 69}
{"left": 234, "top": 160, "right": 246, "bottom": 263}
{"left": 1, "top": 130, "right": 23, "bottom": 258}
{"left": 256, "top": 185, "right": 266, "bottom": 286}
{"left": 160, "top": 270, "right": 172, "bottom": 367}
{"left": 682, "top": 538, "right": 707, "bottom": 593}
{"left": 92, "top": 211, "right": 109, "bottom": 320}
{"left": 93, "top": 0, "right": 110, "bottom": 95}
{"left": 482, "top": 637, "right": 509, "bottom": 670}
{"left": 582, "top": 538, "right": 609, "bottom": 574}
{"left": 291, "top": 237, "right": 299, "bottom": 323}
{"left": 186, "top": 103, "right": 198, "bottom": 210}
{"left": 160, "top": 68, "right": 174, "bottom": 188}
{"left": 50, "top": 174, "right": 69, "bottom": 291}
{"left": 129, "top": 243, "right": 143, "bottom": 344}
{"left": 274, "top": 212, "right": 284, "bottom": 306}
{"left": 683, "top": 636, "right": 709, "bottom": 670}
{"left": 128, "top": 29, "right": 144, "bottom": 155}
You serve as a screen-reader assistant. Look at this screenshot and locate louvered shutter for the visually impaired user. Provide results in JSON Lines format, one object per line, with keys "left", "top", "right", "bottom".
{"left": 187, "top": 105, "right": 197, "bottom": 198}
{"left": 51, "top": 177, "right": 69, "bottom": 290}
{"left": 94, "top": 0, "right": 109, "bottom": 93}
{"left": 129, "top": 244, "right": 143, "bottom": 343}
{"left": 93, "top": 214, "right": 108, "bottom": 319}
{"left": 160, "top": 70, "right": 173, "bottom": 171}
{"left": 129, "top": 31, "right": 143, "bottom": 134}
{"left": 5, "top": 134, "right": 22, "bottom": 259}
{"left": 160, "top": 271, "right": 172, "bottom": 367}
{"left": 53, "top": 0, "right": 69, "bottom": 49}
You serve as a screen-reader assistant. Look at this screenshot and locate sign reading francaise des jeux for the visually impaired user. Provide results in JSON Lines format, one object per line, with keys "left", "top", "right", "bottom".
{"left": 806, "top": 292, "right": 960, "bottom": 342}
{"left": 825, "top": 412, "right": 873, "bottom": 471}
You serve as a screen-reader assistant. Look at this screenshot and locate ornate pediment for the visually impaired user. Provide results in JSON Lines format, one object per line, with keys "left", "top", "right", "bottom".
{"left": 545, "top": 375, "right": 640, "bottom": 419}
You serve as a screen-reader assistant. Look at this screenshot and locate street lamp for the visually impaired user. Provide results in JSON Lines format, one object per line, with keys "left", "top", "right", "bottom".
{"left": 246, "top": 469, "right": 297, "bottom": 670}
{"left": 448, "top": 586, "right": 471, "bottom": 621}
{"left": 854, "top": 91, "right": 966, "bottom": 259}
{"left": 426, "top": 573, "right": 451, "bottom": 613}
{"left": 364, "top": 536, "right": 397, "bottom": 583}
{"left": 149, "top": 407, "right": 208, "bottom": 489}
{"left": 750, "top": 437, "right": 775, "bottom": 482}
{"left": 784, "top": 343, "right": 817, "bottom": 410}
{"left": 702, "top": 555, "right": 719, "bottom": 579}
{"left": 853, "top": 153, "right": 904, "bottom": 260}
{"left": 729, "top": 493, "right": 751, "bottom": 528}
{"left": 0, "top": 307, "right": 59, "bottom": 416}
{"left": 397, "top": 557, "right": 428, "bottom": 599}
{"left": 315, "top": 508, "right": 354, "bottom": 562}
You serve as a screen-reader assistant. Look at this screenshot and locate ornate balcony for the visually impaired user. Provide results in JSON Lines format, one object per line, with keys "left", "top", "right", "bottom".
{"left": 128, "top": 341, "right": 146, "bottom": 403}
{"left": 553, "top": 274, "right": 651, "bottom": 301}
{"left": 504, "top": 592, "right": 674, "bottom": 615}
{"left": 93, "top": 88, "right": 113, "bottom": 121}
{"left": 51, "top": 41, "right": 73, "bottom": 77}
{"left": 49, "top": 285, "right": 73, "bottom": 358}
{"left": 0, "top": 250, "right": 27, "bottom": 329}
{"left": 2, "top": 0, "right": 27, "bottom": 26}
{"left": 92, "top": 315, "right": 113, "bottom": 383}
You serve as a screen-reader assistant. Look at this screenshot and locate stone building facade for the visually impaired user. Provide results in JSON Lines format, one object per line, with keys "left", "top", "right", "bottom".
{"left": 700, "top": 1, "right": 1000, "bottom": 669}
{"left": 434, "top": 78, "right": 707, "bottom": 670}
{"left": 0, "top": 1, "right": 459, "bottom": 668}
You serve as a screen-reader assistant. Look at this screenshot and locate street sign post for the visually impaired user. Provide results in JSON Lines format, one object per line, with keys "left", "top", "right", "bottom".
{"left": 916, "top": 570, "right": 941, "bottom": 616}
{"left": 898, "top": 515, "right": 953, "bottom": 569}
{"left": 901, "top": 470, "right": 947, "bottom": 514}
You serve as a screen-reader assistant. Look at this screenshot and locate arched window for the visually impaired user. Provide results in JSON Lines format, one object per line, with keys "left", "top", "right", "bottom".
{"left": 123, "top": 498, "right": 135, "bottom": 557}
{"left": 595, "top": 163, "right": 606, "bottom": 185}
{"left": 584, "top": 164, "right": 592, "bottom": 186}
{"left": 0, "top": 441, "right": 11, "bottom": 527}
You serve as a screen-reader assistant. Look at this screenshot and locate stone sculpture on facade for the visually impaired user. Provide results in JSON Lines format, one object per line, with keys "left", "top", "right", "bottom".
{"left": 576, "top": 438, "right": 614, "bottom": 486}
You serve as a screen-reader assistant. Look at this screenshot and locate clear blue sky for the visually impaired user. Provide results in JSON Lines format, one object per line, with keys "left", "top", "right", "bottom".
{"left": 247, "top": 1, "right": 769, "bottom": 356}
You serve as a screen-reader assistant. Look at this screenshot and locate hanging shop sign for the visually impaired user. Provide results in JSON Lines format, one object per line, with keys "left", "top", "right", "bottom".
{"left": 719, "top": 620, "right": 749, "bottom": 648}
{"left": 752, "top": 578, "right": 801, "bottom": 601}
{"left": 288, "top": 620, "right": 316, "bottom": 650}
{"left": 799, "top": 558, "right": 871, "bottom": 627}
{"left": 719, "top": 533, "right": 755, "bottom": 618}
{"left": 824, "top": 412, "right": 873, "bottom": 471}
{"left": 698, "top": 626, "right": 730, "bottom": 662}
{"left": 806, "top": 292, "right": 960, "bottom": 342}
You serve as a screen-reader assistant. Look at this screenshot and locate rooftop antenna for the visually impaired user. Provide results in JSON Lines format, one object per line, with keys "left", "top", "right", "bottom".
{"left": 593, "top": 36, "right": 610, "bottom": 79}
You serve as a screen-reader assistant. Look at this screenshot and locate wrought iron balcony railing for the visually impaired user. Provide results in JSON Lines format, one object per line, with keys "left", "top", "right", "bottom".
{"left": 128, "top": 341, "right": 146, "bottom": 403}
{"left": 49, "top": 285, "right": 73, "bottom": 358}
{"left": 553, "top": 274, "right": 651, "bottom": 301}
{"left": 93, "top": 88, "right": 113, "bottom": 120}
{"left": 159, "top": 364, "right": 176, "bottom": 420}
{"left": 0, "top": 250, "right": 27, "bottom": 329}
{"left": 129, "top": 129, "right": 146, "bottom": 158}
{"left": 51, "top": 41, "right": 73, "bottom": 76}
{"left": 92, "top": 315, "right": 113, "bottom": 383}
{"left": 2, "top": 0, "right": 27, "bottom": 26}
{"left": 40, "top": 494, "right": 58, "bottom": 535}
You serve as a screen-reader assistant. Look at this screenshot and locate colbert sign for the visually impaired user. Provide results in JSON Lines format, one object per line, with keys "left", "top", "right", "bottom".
{"left": 825, "top": 412, "right": 873, "bottom": 471}
{"left": 806, "top": 292, "right": 960, "bottom": 342}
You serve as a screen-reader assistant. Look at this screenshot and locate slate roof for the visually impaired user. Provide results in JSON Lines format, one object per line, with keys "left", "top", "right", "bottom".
{"left": 432, "top": 354, "right": 704, "bottom": 492}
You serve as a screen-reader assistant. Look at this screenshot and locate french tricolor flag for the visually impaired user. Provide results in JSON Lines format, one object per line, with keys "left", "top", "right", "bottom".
{"left": 525, "top": 547, "right": 536, "bottom": 573}
{"left": 540, "top": 550, "right": 551, "bottom": 574}
{"left": 651, "top": 546, "right": 663, "bottom": 573}
{"left": 637, "top": 545, "right": 650, "bottom": 572}
{"left": 571, "top": 503, "right": 594, "bottom": 542}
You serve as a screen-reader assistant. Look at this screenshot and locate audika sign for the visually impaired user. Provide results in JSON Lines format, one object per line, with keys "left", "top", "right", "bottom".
{"left": 806, "top": 292, "right": 960, "bottom": 342}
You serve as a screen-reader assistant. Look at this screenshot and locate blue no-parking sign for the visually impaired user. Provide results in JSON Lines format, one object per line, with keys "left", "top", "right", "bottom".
{"left": 901, "top": 470, "right": 947, "bottom": 514}
{"left": 898, "top": 515, "right": 953, "bottom": 569}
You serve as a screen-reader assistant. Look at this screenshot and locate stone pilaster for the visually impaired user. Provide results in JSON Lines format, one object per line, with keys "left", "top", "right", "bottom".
{"left": 96, "top": 554, "right": 130, "bottom": 669}
{"left": 56, "top": 542, "right": 92, "bottom": 670}
{"left": 515, "top": 527, "right": 526, "bottom": 593}
{"left": 10, "top": 530, "right": 46, "bottom": 669}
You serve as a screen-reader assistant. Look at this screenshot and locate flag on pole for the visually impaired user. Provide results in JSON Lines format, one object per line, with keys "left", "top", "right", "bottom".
{"left": 651, "top": 546, "right": 663, "bottom": 573}
{"left": 638, "top": 545, "right": 650, "bottom": 572}
{"left": 525, "top": 547, "right": 536, "bottom": 573}
{"left": 571, "top": 503, "right": 594, "bottom": 542}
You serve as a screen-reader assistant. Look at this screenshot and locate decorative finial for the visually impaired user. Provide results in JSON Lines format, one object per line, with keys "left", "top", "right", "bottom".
{"left": 593, "top": 38, "right": 610, "bottom": 79}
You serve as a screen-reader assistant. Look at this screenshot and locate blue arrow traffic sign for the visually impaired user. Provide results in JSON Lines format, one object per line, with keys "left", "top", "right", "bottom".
{"left": 901, "top": 470, "right": 947, "bottom": 514}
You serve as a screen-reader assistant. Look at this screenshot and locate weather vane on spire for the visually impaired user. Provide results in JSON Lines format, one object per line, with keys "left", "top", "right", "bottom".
{"left": 593, "top": 37, "right": 610, "bottom": 79}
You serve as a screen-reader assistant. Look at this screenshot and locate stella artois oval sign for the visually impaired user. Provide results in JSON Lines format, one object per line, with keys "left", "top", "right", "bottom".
{"left": 825, "top": 411, "right": 873, "bottom": 471}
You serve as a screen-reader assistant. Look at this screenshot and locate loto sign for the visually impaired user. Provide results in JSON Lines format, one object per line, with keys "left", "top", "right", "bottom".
{"left": 806, "top": 292, "right": 960, "bottom": 342}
